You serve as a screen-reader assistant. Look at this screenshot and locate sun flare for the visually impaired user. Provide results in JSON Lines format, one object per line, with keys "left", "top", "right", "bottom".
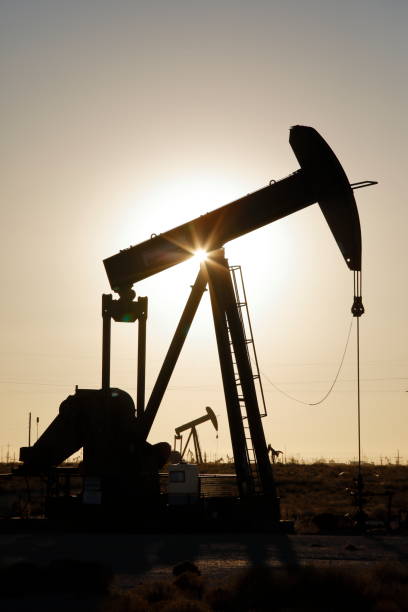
{"left": 193, "top": 248, "right": 208, "bottom": 263}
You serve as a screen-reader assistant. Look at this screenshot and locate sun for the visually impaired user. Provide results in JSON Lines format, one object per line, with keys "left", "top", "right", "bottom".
{"left": 193, "top": 248, "right": 208, "bottom": 263}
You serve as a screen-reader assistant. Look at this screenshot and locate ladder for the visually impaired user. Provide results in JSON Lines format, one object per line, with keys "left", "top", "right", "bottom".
{"left": 227, "top": 265, "right": 268, "bottom": 492}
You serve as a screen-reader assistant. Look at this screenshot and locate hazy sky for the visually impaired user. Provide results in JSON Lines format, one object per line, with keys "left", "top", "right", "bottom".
{"left": 1, "top": 0, "right": 407, "bottom": 462}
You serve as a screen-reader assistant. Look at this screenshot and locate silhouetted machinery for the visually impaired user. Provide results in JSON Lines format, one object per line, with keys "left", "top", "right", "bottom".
{"left": 174, "top": 406, "right": 218, "bottom": 464}
{"left": 18, "top": 126, "right": 375, "bottom": 526}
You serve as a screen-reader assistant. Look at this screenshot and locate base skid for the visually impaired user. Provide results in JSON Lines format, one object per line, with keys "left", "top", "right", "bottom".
{"left": 0, "top": 495, "right": 294, "bottom": 534}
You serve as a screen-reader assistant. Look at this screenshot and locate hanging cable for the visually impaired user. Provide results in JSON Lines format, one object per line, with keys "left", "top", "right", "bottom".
{"left": 352, "top": 270, "right": 365, "bottom": 525}
{"left": 261, "top": 317, "right": 354, "bottom": 406}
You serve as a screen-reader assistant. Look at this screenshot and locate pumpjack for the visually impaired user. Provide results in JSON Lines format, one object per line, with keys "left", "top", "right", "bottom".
{"left": 174, "top": 406, "right": 219, "bottom": 464}
{"left": 16, "top": 126, "right": 374, "bottom": 526}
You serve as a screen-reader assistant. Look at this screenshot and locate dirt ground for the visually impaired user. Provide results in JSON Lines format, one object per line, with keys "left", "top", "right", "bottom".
{"left": 1, "top": 531, "right": 408, "bottom": 611}
{"left": 1, "top": 531, "right": 408, "bottom": 585}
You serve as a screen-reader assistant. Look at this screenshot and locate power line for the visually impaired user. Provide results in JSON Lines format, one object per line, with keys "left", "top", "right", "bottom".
{"left": 261, "top": 318, "right": 354, "bottom": 406}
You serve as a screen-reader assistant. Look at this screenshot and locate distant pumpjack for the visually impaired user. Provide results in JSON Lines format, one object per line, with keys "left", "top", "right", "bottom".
{"left": 267, "top": 445, "right": 283, "bottom": 464}
{"left": 174, "top": 406, "right": 218, "bottom": 464}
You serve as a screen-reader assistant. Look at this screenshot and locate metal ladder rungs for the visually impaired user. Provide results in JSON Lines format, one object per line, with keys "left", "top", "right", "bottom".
{"left": 227, "top": 263, "right": 268, "bottom": 491}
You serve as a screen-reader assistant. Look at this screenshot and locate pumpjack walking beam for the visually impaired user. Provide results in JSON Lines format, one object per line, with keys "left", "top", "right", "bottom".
{"left": 104, "top": 125, "right": 367, "bottom": 297}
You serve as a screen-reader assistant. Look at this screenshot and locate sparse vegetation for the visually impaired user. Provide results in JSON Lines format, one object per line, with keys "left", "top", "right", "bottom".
{"left": 198, "top": 461, "right": 408, "bottom": 532}
{"left": 103, "top": 563, "right": 405, "bottom": 611}
{"left": 2, "top": 560, "right": 408, "bottom": 611}
{"left": 1, "top": 461, "right": 408, "bottom": 531}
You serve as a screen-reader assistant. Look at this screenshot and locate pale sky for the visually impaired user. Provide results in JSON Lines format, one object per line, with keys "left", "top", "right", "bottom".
{"left": 1, "top": 0, "right": 407, "bottom": 463}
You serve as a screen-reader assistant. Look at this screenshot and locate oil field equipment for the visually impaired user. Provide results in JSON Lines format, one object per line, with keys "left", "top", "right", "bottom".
{"left": 174, "top": 406, "right": 218, "bottom": 465}
{"left": 15, "top": 126, "right": 376, "bottom": 526}
{"left": 168, "top": 463, "right": 200, "bottom": 506}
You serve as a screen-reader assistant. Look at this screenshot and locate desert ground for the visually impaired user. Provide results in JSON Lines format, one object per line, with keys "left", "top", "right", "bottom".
{"left": 1, "top": 462, "right": 408, "bottom": 610}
